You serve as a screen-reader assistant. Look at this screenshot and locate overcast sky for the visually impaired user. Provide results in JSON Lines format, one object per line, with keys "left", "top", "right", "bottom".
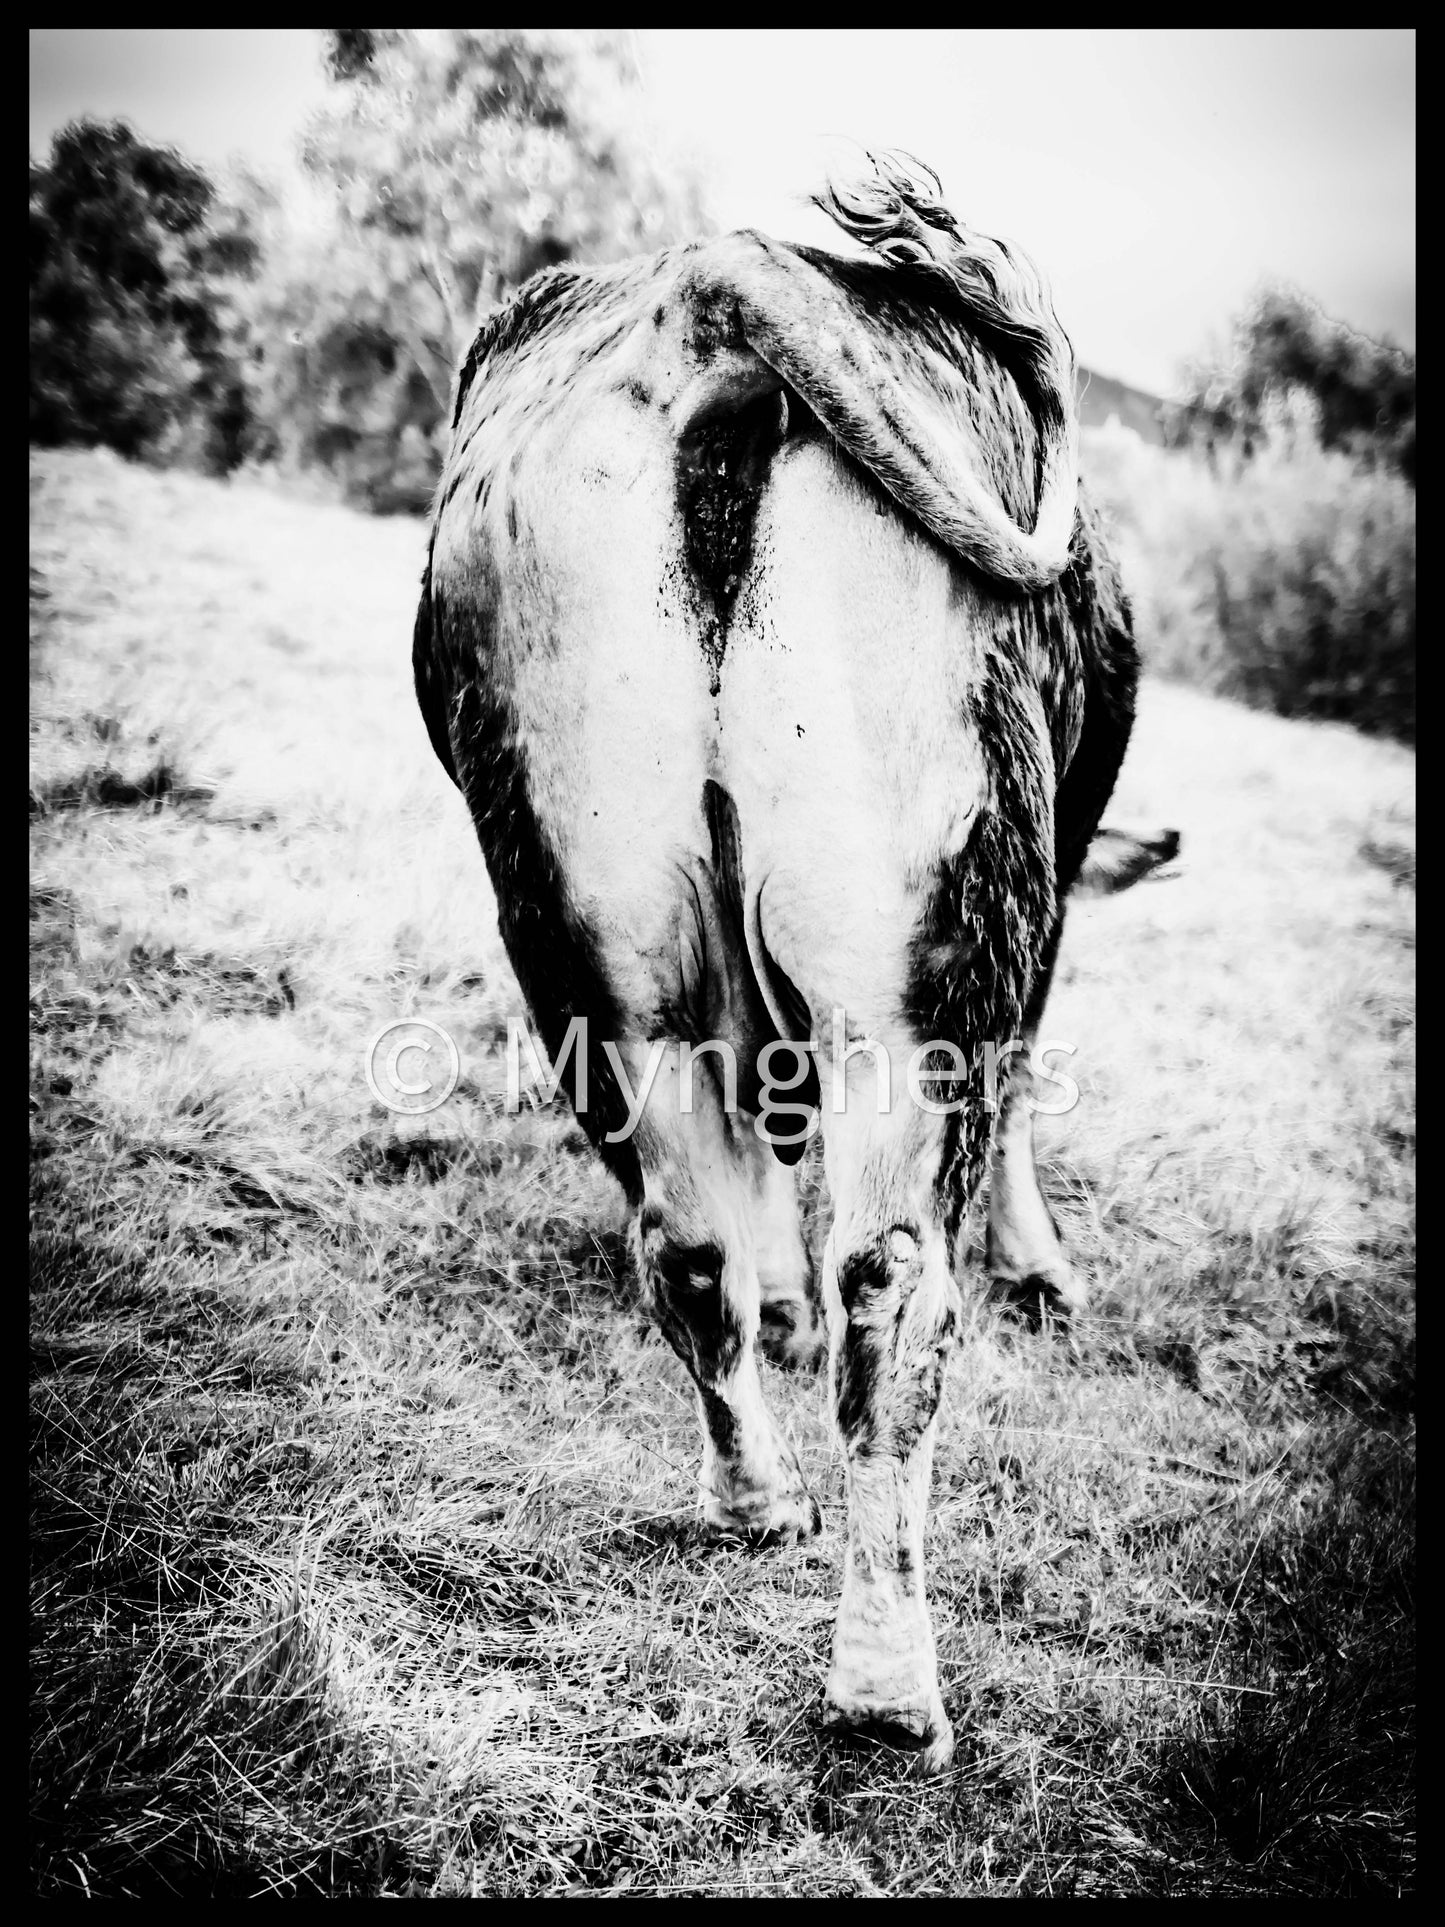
{"left": 30, "top": 28, "right": 1414, "bottom": 396}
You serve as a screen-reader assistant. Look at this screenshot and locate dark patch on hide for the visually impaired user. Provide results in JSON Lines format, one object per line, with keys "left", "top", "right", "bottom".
{"left": 907, "top": 649, "right": 1055, "bottom": 1255}
{"left": 450, "top": 264, "right": 589, "bottom": 430}
{"left": 833, "top": 1248, "right": 890, "bottom": 1448}
{"left": 676, "top": 389, "right": 789, "bottom": 695}
{"left": 698, "top": 1386, "right": 740, "bottom": 1461}
{"left": 642, "top": 1223, "right": 758, "bottom": 1471}
{"left": 835, "top": 1322, "right": 881, "bottom": 1450}
{"left": 837, "top": 1246, "right": 889, "bottom": 1318}
{"left": 420, "top": 575, "right": 644, "bottom": 1204}
{"left": 832, "top": 1245, "right": 954, "bottom": 1457}
{"left": 650, "top": 1235, "right": 729, "bottom": 1308}
{"left": 645, "top": 1234, "right": 746, "bottom": 1438}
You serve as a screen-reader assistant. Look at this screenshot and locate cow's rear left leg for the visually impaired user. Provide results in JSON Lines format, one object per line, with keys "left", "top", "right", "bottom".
{"left": 628, "top": 1046, "right": 821, "bottom": 1542}
{"left": 985, "top": 915, "right": 1086, "bottom": 1318}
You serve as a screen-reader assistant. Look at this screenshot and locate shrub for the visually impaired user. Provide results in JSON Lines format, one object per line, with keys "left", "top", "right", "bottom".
{"left": 1083, "top": 408, "right": 1415, "bottom": 744}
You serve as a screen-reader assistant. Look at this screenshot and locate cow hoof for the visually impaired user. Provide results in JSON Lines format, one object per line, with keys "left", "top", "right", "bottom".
{"left": 821, "top": 1690, "right": 954, "bottom": 1776}
{"left": 988, "top": 1262, "right": 1087, "bottom": 1329}
{"left": 758, "top": 1303, "right": 827, "bottom": 1372}
{"left": 702, "top": 1486, "right": 821, "bottom": 1547}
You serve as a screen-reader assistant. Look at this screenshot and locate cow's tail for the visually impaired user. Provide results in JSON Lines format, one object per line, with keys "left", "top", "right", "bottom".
{"left": 721, "top": 153, "right": 1079, "bottom": 594}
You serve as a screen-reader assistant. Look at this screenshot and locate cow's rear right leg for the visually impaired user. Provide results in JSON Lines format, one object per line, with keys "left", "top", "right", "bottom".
{"left": 985, "top": 916, "right": 1086, "bottom": 1318}
{"left": 818, "top": 1052, "right": 962, "bottom": 1773}
{"left": 986, "top": 1066, "right": 1084, "bottom": 1317}
{"left": 987, "top": 616, "right": 1141, "bottom": 1321}
{"left": 626, "top": 1047, "right": 821, "bottom": 1542}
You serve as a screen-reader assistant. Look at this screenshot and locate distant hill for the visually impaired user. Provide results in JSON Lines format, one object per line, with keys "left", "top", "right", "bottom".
{"left": 1077, "top": 367, "right": 1167, "bottom": 444}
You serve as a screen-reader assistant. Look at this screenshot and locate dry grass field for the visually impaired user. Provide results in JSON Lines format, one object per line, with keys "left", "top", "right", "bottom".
{"left": 30, "top": 446, "right": 1414, "bottom": 1896}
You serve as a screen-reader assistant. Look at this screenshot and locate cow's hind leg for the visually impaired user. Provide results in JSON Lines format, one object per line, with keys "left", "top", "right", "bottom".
{"left": 742, "top": 1129, "right": 825, "bottom": 1370}
{"left": 985, "top": 620, "right": 1138, "bottom": 1321}
{"left": 628, "top": 1048, "right": 820, "bottom": 1542}
{"left": 818, "top": 1052, "right": 961, "bottom": 1772}
{"left": 984, "top": 916, "right": 1086, "bottom": 1319}
{"left": 987, "top": 563, "right": 1140, "bottom": 1322}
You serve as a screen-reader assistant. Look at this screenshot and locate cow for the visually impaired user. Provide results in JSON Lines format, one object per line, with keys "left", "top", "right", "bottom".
{"left": 413, "top": 155, "right": 1147, "bottom": 1774}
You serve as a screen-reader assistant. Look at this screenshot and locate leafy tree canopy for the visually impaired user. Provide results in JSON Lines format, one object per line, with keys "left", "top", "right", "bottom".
{"left": 29, "top": 40, "right": 709, "bottom": 510}
{"left": 300, "top": 28, "right": 707, "bottom": 409}
{"left": 1166, "top": 286, "right": 1414, "bottom": 482}
{"left": 30, "top": 118, "right": 263, "bottom": 469}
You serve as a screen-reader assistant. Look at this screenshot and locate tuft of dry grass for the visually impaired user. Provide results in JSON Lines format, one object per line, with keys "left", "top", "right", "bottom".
{"left": 30, "top": 447, "right": 1413, "bottom": 1895}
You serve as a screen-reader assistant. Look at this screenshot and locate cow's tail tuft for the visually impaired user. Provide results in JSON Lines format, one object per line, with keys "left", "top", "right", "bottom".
{"left": 811, "top": 151, "right": 1079, "bottom": 588}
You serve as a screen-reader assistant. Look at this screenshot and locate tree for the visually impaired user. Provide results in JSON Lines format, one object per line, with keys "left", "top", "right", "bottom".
{"left": 265, "top": 29, "right": 708, "bottom": 509}
{"left": 1165, "top": 286, "right": 1415, "bottom": 482}
{"left": 30, "top": 119, "right": 262, "bottom": 471}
